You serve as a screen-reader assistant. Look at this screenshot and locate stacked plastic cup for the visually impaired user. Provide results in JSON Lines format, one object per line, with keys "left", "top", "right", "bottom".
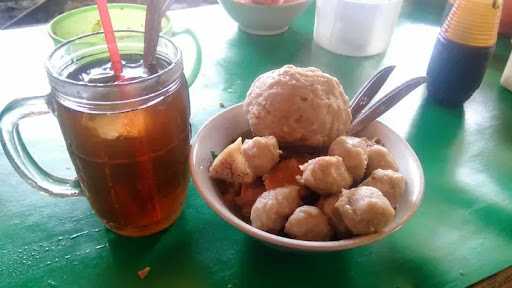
{"left": 442, "top": 0, "right": 457, "bottom": 20}
{"left": 441, "top": 0, "right": 502, "bottom": 47}
{"left": 426, "top": 0, "right": 503, "bottom": 106}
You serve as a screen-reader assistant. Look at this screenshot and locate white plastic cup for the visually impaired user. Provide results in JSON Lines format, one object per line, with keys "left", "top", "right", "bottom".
{"left": 314, "top": 0, "right": 403, "bottom": 57}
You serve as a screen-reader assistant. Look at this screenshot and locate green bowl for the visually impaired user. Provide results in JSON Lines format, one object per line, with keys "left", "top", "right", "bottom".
{"left": 48, "top": 3, "right": 172, "bottom": 45}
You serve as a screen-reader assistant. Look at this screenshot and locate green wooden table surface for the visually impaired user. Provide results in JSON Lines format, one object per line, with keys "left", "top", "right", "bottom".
{"left": 1, "top": 1, "right": 512, "bottom": 287}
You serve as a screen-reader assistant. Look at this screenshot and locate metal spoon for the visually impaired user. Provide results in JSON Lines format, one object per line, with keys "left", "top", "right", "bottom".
{"left": 350, "top": 65, "right": 396, "bottom": 120}
{"left": 143, "top": 0, "right": 173, "bottom": 72}
{"left": 350, "top": 76, "right": 427, "bottom": 135}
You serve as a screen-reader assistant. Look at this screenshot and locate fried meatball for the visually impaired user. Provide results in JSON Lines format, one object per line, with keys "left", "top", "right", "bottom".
{"left": 361, "top": 169, "right": 405, "bottom": 208}
{"left": 250, "top": 186, "right": 301, "bottom": 233}
{"left": 317, "top": 195, "right": 350, "bottom": 236}
{"left": 209, "top": 137, "right": 254, "bottom": 183}
{"left": 366, "top": 144, "right": 399, "bottom": 176}
{"left": 241, "top": 136, "right": 281, "bottom": 176}
{"left": 328, "top": 136, "right": 368, "bottom": 182}
{"left": 335, "top": 186, "right": 395, "bottom": 235}
{"left": 298, "top": 156, "right": 353, "bottom": 195}
{"left": 284, "top": 206, "right": 333, "bottom": 241}
{"left": 244, "top": 65, "right": 352, "bottom": 147}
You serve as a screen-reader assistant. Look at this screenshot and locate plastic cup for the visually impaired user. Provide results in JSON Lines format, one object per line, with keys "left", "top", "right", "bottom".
{"left": 314, "top": 0, "right": 403, "bottom": 57}
{"left": 441, "top": 0, "right": 502, "bottom": 47}
{"left": 48, "top": 4, "right": 172, "bottom": 45}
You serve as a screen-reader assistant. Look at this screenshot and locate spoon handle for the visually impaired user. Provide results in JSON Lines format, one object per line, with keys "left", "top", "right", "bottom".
{"left": 350, "top": 65, "right": 396, "bottom": 120}
{"left": 350, "top": 76, "right": 427, "bottom": 135}
{"left": 161, "top": 0, "right": 174, "bottom": 11}
{"left": 143, "top": 0, "right": 164, "bottom": 71}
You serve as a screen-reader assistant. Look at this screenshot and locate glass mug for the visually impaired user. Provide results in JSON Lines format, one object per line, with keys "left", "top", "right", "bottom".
{"left": 0, "top": 31, "right": 195, "bottom": 237}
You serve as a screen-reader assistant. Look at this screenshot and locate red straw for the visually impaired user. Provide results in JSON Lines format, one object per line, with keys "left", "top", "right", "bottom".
{"left": 95, "top": 0, "right": 123, "bottom": 80}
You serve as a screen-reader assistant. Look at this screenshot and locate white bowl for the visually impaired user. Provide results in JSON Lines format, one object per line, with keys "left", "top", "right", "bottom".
{"left": 190, "top": 103, "right": 424, "bottom": 252}
{"left": 218, "top": 0, "right": 310, "bottom": 35}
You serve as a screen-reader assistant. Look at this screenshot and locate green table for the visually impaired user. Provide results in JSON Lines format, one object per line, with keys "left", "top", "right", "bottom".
{"left": 1, "top": 2, "right": 511, "bottom": 287}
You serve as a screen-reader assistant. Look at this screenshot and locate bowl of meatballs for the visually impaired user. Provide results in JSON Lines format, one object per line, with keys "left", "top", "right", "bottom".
{"left": 190, "top": 65, "right": 424, "bottom": 252}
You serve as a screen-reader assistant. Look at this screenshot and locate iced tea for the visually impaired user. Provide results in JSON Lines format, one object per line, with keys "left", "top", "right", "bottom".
{"left": 56, "top": 55, "right": 190, "bottom": 236}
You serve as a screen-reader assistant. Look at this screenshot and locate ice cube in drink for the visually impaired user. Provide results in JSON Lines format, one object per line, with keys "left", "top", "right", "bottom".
{"left": 82, "top": 110, "right": 147, "bottom": 140}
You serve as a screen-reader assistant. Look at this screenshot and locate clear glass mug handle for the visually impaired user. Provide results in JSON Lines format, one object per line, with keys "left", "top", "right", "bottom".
{"left": 0, "top": 95, "right": 82, "bottom": 197}
{"left": 169, "top": 28, "right": 202, "bottom": 86}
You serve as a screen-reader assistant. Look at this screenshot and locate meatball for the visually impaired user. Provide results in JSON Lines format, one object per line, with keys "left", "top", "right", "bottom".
{"left": 250, "top": 186, "right": 301, "bottom": 233}
{"left": 241, "top": 136, "right": 281, "bottom": 176}
{"left": 284, "top": 206, "right": 334, "bottom": 241}
{"left": 361, "top": 169, "right": 405, "bottom": 208}
{"left": 335, "top": 186, "right": 395, "bottom": 235}
{"left": 298, "top": 156, "right": 353, "bottom": 195}
{"left": 317, "top": 195, "right": 350, "bottom": 236}
{"left": 209, "top": 137, "right": 254, "bottom": 183}
{"left": 366, "top": 144, "right": 399, "bottom": 176}
{"left": 244, "top": 65, "right": 352, "bottom": 147}
{"left": 328, "top": 136, "right": 369, "bottom": 182}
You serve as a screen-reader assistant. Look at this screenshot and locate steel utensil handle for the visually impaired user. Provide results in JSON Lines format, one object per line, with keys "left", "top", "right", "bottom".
{"left": 350, "top": 65, "right": 396, "bottom": 120}
{"left": 0, "top": 95, "right": 82, "bottom": 197}
{"left": 350, "top": 76, "right": 427, "bottom": 135}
